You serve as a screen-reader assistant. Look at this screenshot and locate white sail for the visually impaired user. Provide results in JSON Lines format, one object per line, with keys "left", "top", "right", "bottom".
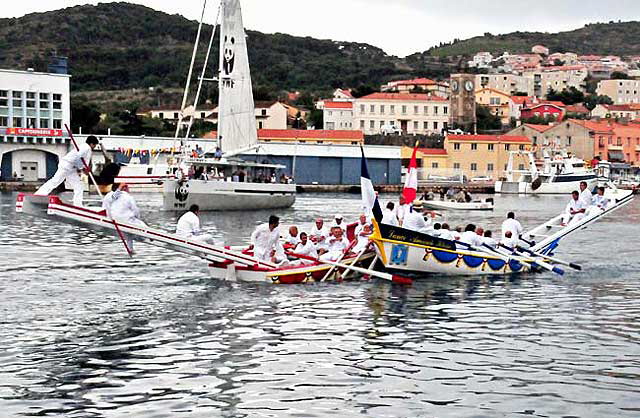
{"left": 218, "top": 0, "right": 257, "bottom": 154}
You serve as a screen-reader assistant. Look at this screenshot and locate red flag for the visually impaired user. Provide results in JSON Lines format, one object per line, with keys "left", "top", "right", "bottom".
{"left": 402, "top": 145, "right": 418, "bottom": 203}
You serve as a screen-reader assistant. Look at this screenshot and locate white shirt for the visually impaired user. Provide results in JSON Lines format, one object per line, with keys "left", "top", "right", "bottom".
{"left": 592, "top": 194, "right": 609, "bottom": 210}
{"left": 310, "top": 225, "right": 330, "bottom": 248}
{"left": 285, "top": 234, "right": 300, "bottom": 246}
{"left": 331, "top": 221, "right": 347, "bottom": 234}
{"left": 459, "top": 231, "right": 483, "bottom": 248}
{"left": 396, "top": 204, "right": 410, "bottom": 221}
{"left": 501, "top": 218, "right": 523, "bottom": 238}
{"left": 501, "top": 236, "right": 518, "bottom": 249}
{"left": 102, "top": 190, "right": 140, "bottom": 223}
{"left": 565, "top": 198, "right": 586, "bottom": 215}
{"left": 176, "top": 211, "right": 202, "bottom": 236}
{"left": 251, "top": 223, "right": 281, "bottom": 261}
{"left": 381, "top": 208, "right": 399, "bottom": 226}
{"left": 62, "top": 143, "right": 92, "bottom": 170}
{"left": 327, "top": 236, "right": 349, "bottom": 253}
{"left": 579, "top": 188, "right": 593, "bottom": 207}
{"left": 354, "top": 222, "right": 370, "bottom": 237}
{"left": 482, "top": 236, "right": 498, "bottom": 249}
{"left": 294, "top": 240, "right": 318, "bottom": 259}
{"left": 439, "top": 229, "right": 455, "bottom": 241}
{"left": 402, "top": 210, "right": 429, "bottom": 232}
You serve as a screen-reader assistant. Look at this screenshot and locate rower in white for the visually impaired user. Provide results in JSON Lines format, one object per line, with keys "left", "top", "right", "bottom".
{"left": 354, "top": 214, "right": 370, "bottom": 237}
{"left": 482, "top": 230, "right": 498, "bottom": 249}
{"left": 381, "top": 201, "right": 399, "bottom": 226}
{"left": 250, "top": 215, "right": 282, "bottom": 262}
{"left": 402, "top": 200, "right": 435, "bottom": 233}
{"left": 176, "top": 204, "right": 214, "bottom": 243}
{"left": 35, "top": 136, "right": 99, "bottom": 207}
{"left": 589, "top": 186, "right": 610, "bottom": 214}
{"left": 310, "top": 218, "right": 330, "bottom": 254}
{"left": 285, "top": 226, "right": 300, "bottom": 246}
{"left": 500, "top": 231, "right": 518, "bottom": 250}
{"left": 320, "top": 226, "right": 350, "bottom": 262}
{"left": 578, "top": 181, "right": 593, "bottom": 206}
{"left": 102, "top": 183, "right": 146, "bottom": 251}
{"left": 458, "top": 224, "right": 483, "bottom": 249}
{"left": 501, "top": 211, "right": 524, "bottom": 239}
{"left": 561, "top": 190, "right": 587, "bottom": 226}
{"left": 332, "top": 214, "right": 347, "bottom": 235}
{"left": 353, "top": 224, "right": 372, "bottom": 253}
{"left": 292, "top": 232, "right": 318, "bottom": 263}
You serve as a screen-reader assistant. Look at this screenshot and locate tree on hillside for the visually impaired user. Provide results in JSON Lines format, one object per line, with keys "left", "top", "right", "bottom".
{"left": 584, "top": 94, "right": 613, "bottom": 110}
{"left": 546, "top": 87, "right": 585, "bottom": 105}
{"left": 350, "top": 84, "right": 378, "bottom": 98}
{"left": 476, "top": 105, "right": 502, "bottom": 131}
{"left": 71, "top": 99, "right": 101, "bottom": 133}
{"left": 306, "top": 109, "right": 323, "bottom": 129}
{"left": 610, "top": 71, "right": 629, "bottom": 80}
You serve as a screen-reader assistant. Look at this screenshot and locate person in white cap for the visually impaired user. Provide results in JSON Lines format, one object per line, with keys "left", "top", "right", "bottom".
{"left": 35, "top": 136, "right": 99, "bottom": 206}
{"left": 332, "top": 214, "right": 347, "bottom": 235}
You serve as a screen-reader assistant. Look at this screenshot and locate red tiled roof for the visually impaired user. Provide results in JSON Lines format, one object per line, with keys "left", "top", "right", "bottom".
{"left": 510, "top": 96, "right": 536, "bottom": 105}
{"left": 539, "top": 101, "right": 566, "bottom": 108}
{"left": 447, "top": 134, "right": 531, "bottom": 143}
{"left": 337, "top": 89, "right": 354, "bottom": 98}
{"left": 418, "top": 148, "right": 447, "bottom": 155}
{"left": 603, "top": 104, "right": 633, "bottom": 112}
{"left": 523, "top": 124, "right": 555, "bottom": 133}
{"left": 358, "top": 92, "right": 447, "bottom": 101}
{"left": 394, "top": 77, "right": 437, "bottom": 86}
{"left": 258, "top": 129, "right": 363, "bottom": 140}
{"left": 324, "top": 101, "right": 353, "bottom": 109}
{"left": 568, "top": 119, "right": 614, "bottom": 134}
{"left": 526, "top": 103, "right": 565, "bottom": 111}
{"left": 540, "top": 65, "right": 586, "bottom": 72}
{"left": 565, "top": 104, "right": 590, "bottom": 114}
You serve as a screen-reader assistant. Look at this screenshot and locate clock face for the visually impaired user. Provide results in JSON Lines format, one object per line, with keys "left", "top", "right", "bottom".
{"left": 464, "top": 80, "right": 474, "bottom": 92}
{"left": 451, "top": 80, "right": 459, "bottom": 92}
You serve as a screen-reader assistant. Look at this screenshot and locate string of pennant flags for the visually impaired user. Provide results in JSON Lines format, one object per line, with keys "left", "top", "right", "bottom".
{"left": 116, "top": 147, "right": 183, "bottom": 156}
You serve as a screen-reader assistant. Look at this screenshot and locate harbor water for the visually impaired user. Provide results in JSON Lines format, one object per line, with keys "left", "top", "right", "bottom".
{"left": 1, "top": 192, "right": 639, "bottom": 417}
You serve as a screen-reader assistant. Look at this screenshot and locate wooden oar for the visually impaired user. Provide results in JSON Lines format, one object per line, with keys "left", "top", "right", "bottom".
{"left": 341, "top": 244, "right": 370, "bottom": 280}
{"left": 65, "top": 124, "right": 133, "bottom": 257}
{"left": 498, "top": 244, "right": 564, "bottom": 276}
{"left": 321, "top": 239, "right": 356, "bottom": 282}
{"left": 516, "top": 246, "right": 581, "bottom": 271}
{"left": 287, "top": 252, "right": 412, "bottom": 285}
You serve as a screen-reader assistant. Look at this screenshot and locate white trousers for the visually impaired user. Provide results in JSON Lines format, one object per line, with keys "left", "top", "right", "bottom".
{"left": 320, "top": 251, "right": 343, "bottom": 262}
{"left": 35, "top": 163, "right": 84, "bottom": 206}
{"left": 562, "top": 212, "right": 585, "bottom": 226}
{"left": 114, "top": 217, "right": 147, "bottom": 252}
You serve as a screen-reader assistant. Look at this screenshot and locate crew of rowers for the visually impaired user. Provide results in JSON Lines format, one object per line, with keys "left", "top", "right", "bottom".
{"left": 561, "top": 181, "right": 610, "bottom": 226}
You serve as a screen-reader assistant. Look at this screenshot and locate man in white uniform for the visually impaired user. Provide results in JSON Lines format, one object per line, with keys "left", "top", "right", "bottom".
{"left": 578, "top": 181, "right": 593, "bottom": 207}
{"left": 501, "top": 212, "right": 524, "bottom": 239}
{"left": 285, "top": 226, "right": 300, "bottom": 246}
{"left": 482, "top": 230, "right": 498, "bottom": 249}
{"left": 332, "top": 214, "right": 347, "bottom": 235}
{"left": 458, "top": 224, "right": 483, "bottom": 249}
{"left": 500, "top": 231, "right": 518, "bottom": 250}
{"left": 35, "top": 136, "right": 99, "bottom": 206}
{"left": 353, "top": 224, "right": 372, "bottom": 253}
{"left": 310, "top": 218, "right": 330, "bottom": 253}
{"left": 439, "top": 223, "right": 455, "bottom": 241}
{"left": 102, "top": 183, "right": 146, "bottom": 251}
{"left": 250, "top": 215, "right": 282, "bottom": 262}
{"left": 396, "top": 196, "right": 410, "bottom": 225}
{"left": 320, "top": 226, "right": 350, "bottom": 262}
{"left": 354, "top": 214, "right": 371, "bottom": 237}
{"left": 176, "top": 204, "right": 214, "bottom": 243}
{"left": 293, "top": 232, "right": 318, "bottom": 263}
{"left": 382, "top": 202, "right": 399, "bottom": 226}
{"left": 402, "top": 200, "right": 434, "bottom": 233}
{"left": 589, "top": 186, "right": 610, "bottom": 214}
{"left": 562, "top": 190, "right": 587, "bottom": 226}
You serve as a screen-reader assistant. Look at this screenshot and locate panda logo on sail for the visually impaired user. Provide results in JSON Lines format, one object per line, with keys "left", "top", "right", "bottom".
{"left": 221, "top": 35, "right": 235, "bottom": 88}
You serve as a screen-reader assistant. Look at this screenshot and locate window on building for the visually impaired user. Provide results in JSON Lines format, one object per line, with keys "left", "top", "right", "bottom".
{"left": 423, "top": 121, "right": 429, "bottom": 130}
{"left": 0, "top": 98, "right": 7, "bottom": 107}
{"left": 258, "top": 121, "right": 264, "bottom": 129}
{"left": 13, "top": 91, "right": 22, "bottom": 99}
{"left": 505, "top": 144, "right": 511, "bottom": 150}
{"left": 443, "top": 121, "right": 448, "bottom": 131}
{"left": 487, "top": 163, "right": 494, "bottom": 171}
{"left": 380, "top": 121, "right": 385, "bottom": 128}
{"left": 401, "top": 105, "right": 407, "bottom": 114}
{"left": 370, "top": 120, "right": 375, "bottom": 129}
{"left": 454, "top": 143, "right": 461, "bottom": 151}
{"left": 40, "top": 101, "right": 49, "bottom": 109}
{"left": 423, "top": 106, "right": 428, "bottom": 115}
{"left": 200, "top": 112, "right": 206, "bottom": 118}
{"left": 26, "top": 92, "right": 35, "bottom": 99}
{"left": 617, "top": 137, "right": 622, "bottom": 146}
{"left": 53, "top": 119, "right": 62, "bottom": 129}
{"left": 173, "top": 112, "right": 179, "bottom": 119}
{"left": 380, "top": 105, "right": 385, "bottom": 114}
{"left": 52, "top": 102, "right": 61, "bottom": 110}
{"left": 433, "top": 121, "right": 438, "bottom": 130}
{"left": 261, "top": 109, "right": 267, "bottom": 116}
{"left": 443, "top": 106, "right": 448, "bottom": 115}
{"left": 360, "top": 104, "right": 365, "bottom": 114}
{"left": 26, "top": 100, "right": 35, "bottom": 108}
{"left": 487, "top": 143, "right": 494, "bottom": 151}
{"left": 413, "top": 121, "right": 419, "bottom": 130}
{"left": 414, "top": 106, "right": 419, "bottom": 114}
{"left": 432, "top": 162, "right": 439, "bottom": 169}
{"left": 27, "top": 118, "right": 37, "bottom": 128}
{"left": 532, "top": 136, "right": 537, "bottom": 145}
{"left": 39, "top": 93, "right": 49, "bottom": 100}
{"left": 453, "top": 162, "right": 460, "bottom": 169}
{"left": 390, "top": 105, "right": 395, "bottom": 114}
{"left": 434, "top": 106, "right": 439, "bottom": 115}
{"left": 13, "top": 117, "right": 22, "bottom": 127}
{"left": 360, "top": 120, "right": 365, "bottom": 129}
{"left": 159, "top": 112, "right": 164, "bottom": 119}
{"left": 518, "top": 164, "right": 525, "bottom": 170}
{"left": 0, "top": 90, "right": 7, "bottom": 97}
{"left": 53, "top": 94, "right": 61, "bottom": 101}
{"left": 40, "top": 119, "right": 49, "bottom": 128}
{"left": 0, "top": 116, "right": 7, "bottom": 127}
{"left": 519, "top": 144, "right": 525, "bottom": 150}
{"left": 11, "top": 99, "right": 22, "bottom": 108}
{"left": 470, "top": 163, "right": 478, "bottom": 171}
{"left": 327, "top": 110, "right": 333, "bottom": 116}
{"left": 471, "top": 143, "right": 478, "bottom": 150}
{"left": 325, "top": 121, "right": 333, "bottom": 129}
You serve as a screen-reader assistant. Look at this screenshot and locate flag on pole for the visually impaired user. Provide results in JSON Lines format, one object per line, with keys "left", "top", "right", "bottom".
{"left": 402, "top": 144, "right": 419, "bottom": 203}
{"left": 360, "top": 146, "right": 383, "bottom": 223}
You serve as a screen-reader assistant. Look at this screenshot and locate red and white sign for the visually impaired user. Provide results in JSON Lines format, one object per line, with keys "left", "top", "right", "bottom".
{"left": 5, "top": 128, "right": 63, "bottom": 137}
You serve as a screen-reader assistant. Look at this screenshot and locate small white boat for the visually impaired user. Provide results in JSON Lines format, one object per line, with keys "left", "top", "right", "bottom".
{"left": 421, "top": 198, "right": 494, "bottom": 211}
{"left": 495, "top": 149, "right": 598, "bottom": 194}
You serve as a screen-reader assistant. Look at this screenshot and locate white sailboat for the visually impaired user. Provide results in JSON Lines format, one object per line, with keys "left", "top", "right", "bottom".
{"left": 495, "top": 149, "right": 598, "bottom": 194}
{"left": 161, "top": 0, "right": 296, "bottom": 211}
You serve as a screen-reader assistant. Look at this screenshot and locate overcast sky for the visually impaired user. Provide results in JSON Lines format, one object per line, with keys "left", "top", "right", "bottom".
{"left": 3, "top": 0, "right": 640, "bottom": 57}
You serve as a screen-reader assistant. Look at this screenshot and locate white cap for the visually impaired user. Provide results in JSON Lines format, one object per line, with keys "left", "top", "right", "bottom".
{"left": 334, "top": 214, "right": 343, "bottom": 219}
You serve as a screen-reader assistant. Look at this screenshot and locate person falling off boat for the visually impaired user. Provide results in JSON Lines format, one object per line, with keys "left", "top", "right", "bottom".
{"left": 250, "top": 215, "right": 283, "bottom": 263}
{"left": 176, "top": 204, "right": 215, "bottom": 244}
{"left": 35, "top": 136, "right": 99, "bottom": 207}
{"left": 102, "top": 183, "right": 146, "bottom": 252}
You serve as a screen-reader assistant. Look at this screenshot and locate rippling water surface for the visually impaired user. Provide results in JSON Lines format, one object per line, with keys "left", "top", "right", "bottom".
{"left": 1, "top": 191, "right": 639, "bottom": 417}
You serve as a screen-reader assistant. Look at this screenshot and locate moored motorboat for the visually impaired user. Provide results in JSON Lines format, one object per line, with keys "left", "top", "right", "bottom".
{"left": 421, "top": 198, "right": 494, "bottom": 211}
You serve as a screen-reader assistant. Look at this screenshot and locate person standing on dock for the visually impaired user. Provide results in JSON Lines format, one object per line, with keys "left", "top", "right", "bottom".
{"left": 501, "top": 212, "right": 523, "bottom": 239}
{"left": 176, "top": 204, "right": 214, "bottom": 243}
{"left": 251, "top": 215, "right": 282, "bottom": 262}
{"left": 35, "top": 136, "right": 99, "bottom": 207}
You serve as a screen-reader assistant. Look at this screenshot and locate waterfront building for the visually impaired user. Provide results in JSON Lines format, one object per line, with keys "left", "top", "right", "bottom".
{"left": 353, "top": 93, "right": 449, "bottom": 135}
{"left": 596, "top": 79, "right": 640, "bottom": 104}
{"left": 474, "top": 88, "right": 520, "bottom": 125}
{"left": 0, "top": 68, "right": 71, "bottom": 181}
{"left": 322, "top": 101, "right": 354, "bottom": 130}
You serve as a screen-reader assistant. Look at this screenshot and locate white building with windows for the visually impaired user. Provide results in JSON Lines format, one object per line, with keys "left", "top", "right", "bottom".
{"left": 0, "top": 68, "right": 72, "bottom": 181}
{"left": 596, "top": 79, "right": 640, "bottom": 104}
{"left": 323, "top": 101, "right": 354, "bottom": 130}
{"left": 353, "top": 93, "right": 449, "bottom": 135}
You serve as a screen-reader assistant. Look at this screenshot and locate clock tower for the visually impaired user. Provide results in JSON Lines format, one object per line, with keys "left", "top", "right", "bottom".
{"left": 449, "top": 73, "right": 477, "bottom": 133}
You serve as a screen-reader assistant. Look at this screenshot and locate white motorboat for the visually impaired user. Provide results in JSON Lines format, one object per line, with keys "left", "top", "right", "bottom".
{"left": 421, "top": 198, "right": 494, "bottom": 211}
{"left": 495, "top": 149, "right": 598, "bottom": 194}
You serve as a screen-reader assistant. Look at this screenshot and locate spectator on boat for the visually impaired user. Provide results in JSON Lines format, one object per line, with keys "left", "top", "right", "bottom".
{"left": 454, "top": 189, "right": 466, "bottom": 203}
{"left": 293, "top": 232, "right": 318, "bottom": 262}
{"left": 35, "top": 135, "right": 99, "bottom": 207}
{"left": 561, "top": 190, "right": 587, "bottom": 226}
{"left": 382, "top": 202, "right": 399, "bottom": 226}
{"left": 446, "top": 187, "right": 456, "bottom": 200}
{"left": 310, "top": 218, "right": 330, "bottom": 254}
{"left": 320, "top": 226, "right": 350, "bottom": 262}
{"left": 285, "top": 226, "right": 300, "bottom": 246}
{"left": 438, "top": 187, "right": 446, "bottom": 200}
{"left": 500, "top": 231, "right": 518, "bottom": 250}
{"left": 420, "top": 188, "right": 435, "bottom": 201}
{"left": 578, "top": 181, "right": 593, "bottom": 206}
{"left": 354, "top": 214, "right": 370, "bottom": 237}
{"left": 501, "top": 212, "right": 524, "bottom": 239}
{"left": 482, "top": 230, "right": 498, "bottom": 249}
{"left": 214, "top": 147, "right": 222, "bottom": 159}
{"left": 176, "top": 204, "right": 215, "bottom": 243}
{"left": 589, "top": 187, "right": 610, "bottom": 213}
{"left": 250, "top": 215, "right": 282, "bottom": 262}
{"left": 464, "top": 189, "right": 473, "bottom": 203}
{"left": 102, "top": 183, "right": 146, "bottom": 252}
{"left": 458, "top": 224, "right": 483, "bottom": 249}
{"left": 353, "top": 224, "right": 373, "bottom": 253}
